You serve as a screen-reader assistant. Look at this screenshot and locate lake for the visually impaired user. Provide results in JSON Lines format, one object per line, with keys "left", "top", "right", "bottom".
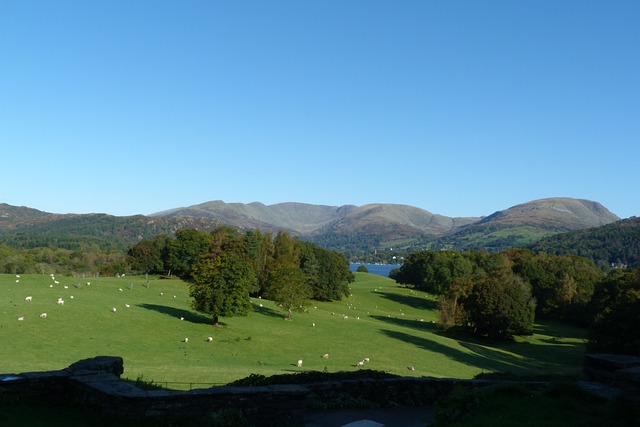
{"left": 349, "top": 263, "right": 401, "bottom": 278}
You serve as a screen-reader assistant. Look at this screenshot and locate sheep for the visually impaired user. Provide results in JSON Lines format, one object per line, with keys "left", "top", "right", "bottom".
{"left": 40, "top": 313, "right": 47, "bottom": 319}
{"left": 112, "top": 307, "right": 117, "bottom": 312}
{"left": 356, "top": 360, "right": 365, "bottom": 367}
{"left": 64, "top": 285, "right": 68, "bottom": 289}
{"left": 125, "top": 304, "right": 130, "bottom": 308}
{"left": 25, "top": 296, "right": 32, "bottom": 302}
{"left": 312, "top": 322, "right": 316, "bottom": 327}
{"left": 57, "top": 299, "right": 64, "bottom": 306}
{"left": 322, "top": 353, "right": 329, "bottom": 359}
{"left": 54, "top": 280, "right": 59, "bottom": 285}
{"left": 207, "top": 336, "right": 213, "bottom": 342}
{"left": 180, "top": 317, "right": 184, "bottom": 321}
{"left": 184, "top": 338, "right": 189, "bottom": 343}
{"left": 15, "top": 279, "right": 19, "bottom": 283}
{"left": 118, "top": 288, "right": 123, "bottom": 292}
{"left": 363, "top": 357, "right": 370, "bottom": 363}
{"left": 297, "top": 359, "right": 303, "bottom": 367}
{"left": 16, "top": 274, "right": 20, "bottom": 278}
{"left": 407, "top": 366, "right": 415, "bottom": 371}
{"left": 18, "top": 316, "right": 25, "bottom": 321}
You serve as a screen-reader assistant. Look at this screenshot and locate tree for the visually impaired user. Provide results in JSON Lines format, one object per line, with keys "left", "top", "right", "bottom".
{"left": 165, "top": 229, "right": 214, "bottom": 279}
{"left": 464, "top": 268, "right": 536, "bottom": 339}
{"left": 190, "top": 250, "right": 255, "bottom": 325}
{"left": 394, "top": 250, "right": 473, "bottom": 294}
{"left": 588, "top": 269, "right": 640, "bottom": 355}
{"left": 356, "top": 265, "right": 369, "bottom": 273}
{"left": 126, "top": 234, "right": 169, "bottom": 274}
{"left": 264, "top": 266, "right": 312, "bottom": 320}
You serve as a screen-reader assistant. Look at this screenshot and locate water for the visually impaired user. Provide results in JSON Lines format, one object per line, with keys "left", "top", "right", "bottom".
{"left": 350, "top": 263, "right": 401, "bottom": 278}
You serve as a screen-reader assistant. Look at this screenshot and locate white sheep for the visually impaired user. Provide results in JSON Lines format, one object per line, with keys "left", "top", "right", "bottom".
{"left": 40, "top": 313, "right": 47, "bottom": 319}
{"left": 180, "top": 317, "right": 184, "bottom": 321}
{"left": 15, "top": 279, "right": 19, "bottom": 283}
{"left": 16, "top": 274, "right": 20, "bottom": 278}
{"left": 297, "top": 359, "right": 303, "bottom": 367}
{"left": 407, "top": 365, "right": 415, "bottom": 371}
{"left": 312, "top": 322, "right": 316, "bottom": 327}
{"left": 57, "top": 299, "right": 64, "bottom": 306}
{"left": 25, "top": 296, "right": 32, "bottom": 302}
{"left": 125, "top": 304, "right": 130, "bottom": 308}
{"left": 118, "top": 288, "right": 123, "bottom": 292}
{"left": 356, "top": 360, "right": 364, "bottom": 367}
{"left": 322, "top": 353, "right": 329, "bottom": 359}
{"left": 207, "top": 336, "right": 213, "bottom": 342}
{"left": 363, "top": 357, "right": 370, "bottom": 363}
{"left": 112, "top": 307, "right": 117, "bottom": 312}
{"left": 18, "top": 316, "right": 24, "bottom": 321}
{"left": 184, "top": 337, "right": 189, "bottom": 343}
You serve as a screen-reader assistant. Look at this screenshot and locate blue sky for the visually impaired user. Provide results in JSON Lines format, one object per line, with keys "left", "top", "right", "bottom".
{"left": 2, "top": 1, "right": 638, "bottom": 219}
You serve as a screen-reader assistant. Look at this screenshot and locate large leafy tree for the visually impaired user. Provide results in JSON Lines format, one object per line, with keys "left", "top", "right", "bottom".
{"left": 264, "top": 265, "right": 312, "bottom": 320}
{"left": 588, "top": 269, "right": 640, "bottom": 355}
{"left": 165, "top": 229, "right": 214, "bottom": 278}
{"left": 190, "top": 249, "right": 255, "bottom": 325}
{"left": 126, "top": 234, "right": 169, "bottom": 274}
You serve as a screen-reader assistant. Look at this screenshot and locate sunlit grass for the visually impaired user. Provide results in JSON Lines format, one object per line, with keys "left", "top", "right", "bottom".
{"left": 0, "top": 272, "right": 587, "bottom": 388}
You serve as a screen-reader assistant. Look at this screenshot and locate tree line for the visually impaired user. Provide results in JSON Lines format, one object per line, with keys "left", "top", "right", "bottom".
{"left": 391, "top": 249, "right": 639, "bottom": 355}
{"left": 127, "top": 227, "right": 355, "bottom": 323}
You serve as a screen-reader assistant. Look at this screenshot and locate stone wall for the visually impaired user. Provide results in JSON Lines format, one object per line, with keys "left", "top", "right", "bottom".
{"left": 2, "top": 355, "right": 634, "bottom": 425}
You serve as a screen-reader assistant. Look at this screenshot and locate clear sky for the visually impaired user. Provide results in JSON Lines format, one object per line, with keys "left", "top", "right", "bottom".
{"left": 2, "top": 1, "right": 638, "bottom": 219}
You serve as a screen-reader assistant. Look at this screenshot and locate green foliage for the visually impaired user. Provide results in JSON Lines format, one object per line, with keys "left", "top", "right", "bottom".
{"left": 588, "top": 269, "right": 640, "bottom": 355}
{"left": 529, "top": 217, "right": 640, "bottom": 269}
{"left": 432, "top": 382, "right": 635, "bottom": 427}
{"left": 356, "top": 265, "right": 369, "bottom": 273}
{"left": 394, "top": 250, "right": 473, "bottom": 294}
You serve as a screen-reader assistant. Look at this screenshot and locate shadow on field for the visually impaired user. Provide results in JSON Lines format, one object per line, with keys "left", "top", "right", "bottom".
{"left": 253, "top": 304, "right": 284, "bottom": 319}
{"left": 375, "top": 291, "right": 437, "bottom": 311}
{"left": 137, "top": 304, "right": 212, "bottom": 325}
{"left": 381, "top": 328, "right": 575, "bottom": 374}
{"left": 371, "top": 315, "right": 439, "bottom": 332}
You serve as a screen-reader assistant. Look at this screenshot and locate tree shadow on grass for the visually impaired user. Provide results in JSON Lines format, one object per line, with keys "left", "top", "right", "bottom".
{"left": 253, "top": 304, "right": 285, "bottom": 319}
{"left": 380, "top": 328, "right": 570, "bottom": 375}
{"left": 137, "top": 303, "right": 214, "bottom": 325}
{"left": 375, "top": 291, "right": 438, "bottom": 311}
{"left": 371, "top": 315, "right": 439, "bottom": 332}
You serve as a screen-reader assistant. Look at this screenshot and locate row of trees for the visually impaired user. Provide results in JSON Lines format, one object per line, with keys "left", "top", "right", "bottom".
{"left": 391, "top": 248, "right": 639, "bottom": 349}
{"left": 127, "top": 228, "right": 355, "bottom": 323}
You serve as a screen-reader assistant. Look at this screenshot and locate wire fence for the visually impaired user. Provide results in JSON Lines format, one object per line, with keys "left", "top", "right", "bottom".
{"left": 155, "top": 381, "right": 226, "bottom": 391}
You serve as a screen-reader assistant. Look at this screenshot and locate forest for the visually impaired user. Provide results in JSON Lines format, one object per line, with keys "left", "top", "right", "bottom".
{"left": 392, "top": 249, "right": 639, "bottom": 354}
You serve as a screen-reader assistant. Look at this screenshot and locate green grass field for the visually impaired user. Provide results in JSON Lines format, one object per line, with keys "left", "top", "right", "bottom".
{"left": 0, "top": 272, "right": 587, "bottom": 389}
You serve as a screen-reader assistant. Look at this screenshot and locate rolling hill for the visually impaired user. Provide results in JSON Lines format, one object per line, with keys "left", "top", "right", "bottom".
{"left": 0, "top": 197, "right": 622, "bottom": 254}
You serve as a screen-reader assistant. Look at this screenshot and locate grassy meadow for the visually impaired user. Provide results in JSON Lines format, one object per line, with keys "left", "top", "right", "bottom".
{"left": 0, "top": 272, "right": 588, "bottom": 389}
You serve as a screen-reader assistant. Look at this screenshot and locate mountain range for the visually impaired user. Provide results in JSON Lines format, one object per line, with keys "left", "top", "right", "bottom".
{"left": 0, "top": 197, "right": 620, "bottom": 255}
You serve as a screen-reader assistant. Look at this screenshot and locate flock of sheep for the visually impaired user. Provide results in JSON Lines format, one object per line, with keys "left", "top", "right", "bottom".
{"left": 9, "top": 274, "right": 420, "bottom": 374}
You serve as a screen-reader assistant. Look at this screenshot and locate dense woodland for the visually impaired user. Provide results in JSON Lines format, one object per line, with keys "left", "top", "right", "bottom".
{"left": 127, "top": 228, "right": 355, "bottom": 322}
{"left": 392, "top": 249, "right": 639, "bottom": 354}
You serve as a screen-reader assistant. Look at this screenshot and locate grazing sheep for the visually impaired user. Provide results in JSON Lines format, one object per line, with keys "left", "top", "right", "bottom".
{"left": 112, "top": 307, "right": 117, "bottom": 312}
{"left": 57, "top": 299, "right": 64, "bottom": 306}
{"left": 40, "top": 313, "right": 47, "bottom": 319}
{"left": 70, "top": 296, "right": 74, "bottom": 299}
{"left": 312, "top": 322, "right": 316, "bottom": 327}
{"left": 363, "top": 357, "right": 370, "bottom": 363}
{"left": 297, "top": 359, "right": 303, "bottom": 367}
{"left": 356, "top": 360, "right": 364, "bottom": 367}
{"left": 16, "top": 274, "right": 20, "bottom": 278}
{"left": 407, "top": 366, "right": 415, "bottom": 371}
{"left": 180, "top": 317, "right": 184, "bottom": 321}
{"left": 18, "top": 316, "right": 24, "bottom": 321}
{"left": 25, "top": 296, "right": 32, "bottom": 302}
{"left": 322, "top": 353, "right": 329, "bottom": 359}
{"left": 64, "top": 285, "right": 68, "bottom": 289}
{"left": 125, "top": 304, "right": 130, "bottom": 308}
{"left": 160, "top": 292, "right": 164, "bottom": 296}
{"left": 207, "top": 336, "right": 213, "bottom": 342}
{"left": 16, "top": 279, "right": 19, "bottom": 283}
{"left": 54, "top": 280, "right": 59, "bottom": 284}
{"left": 184, "top": 338, "right": 189, "bottom": 343}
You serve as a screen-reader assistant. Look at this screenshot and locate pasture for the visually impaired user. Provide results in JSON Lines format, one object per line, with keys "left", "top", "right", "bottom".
{"left": 0, "top": 273, "right": 587, "bottom": 389}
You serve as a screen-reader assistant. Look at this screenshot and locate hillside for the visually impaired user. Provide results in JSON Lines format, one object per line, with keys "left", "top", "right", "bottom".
{"left": 0, "top": 207, "right": 225, "bottom": 251}
{"left": 0, "top": 197, "right": 622, "bottom": 254}
{"left": 528, "top": 216, "right": 640, "bottom": 269}
{"left": 433, "top": 198, "right": 620, "bottom": 251}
